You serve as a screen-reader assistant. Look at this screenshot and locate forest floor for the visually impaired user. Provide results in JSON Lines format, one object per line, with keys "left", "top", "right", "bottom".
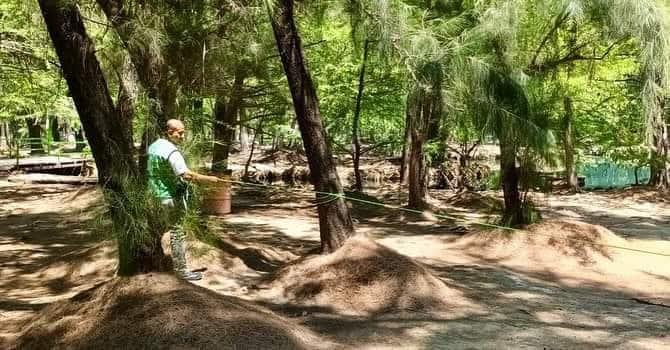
{"left": 1, "top": 178, "right": 669, "bottom": 349}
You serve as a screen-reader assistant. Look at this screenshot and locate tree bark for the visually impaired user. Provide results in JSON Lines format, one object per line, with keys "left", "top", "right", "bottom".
{"left": 351, "top": 39, "right": 370, "bottom": 193}
{"left": 50, "top": 117, "right": 61, "bottom": 142}
{"left": 500, "top": 143, "right": 524, "bottom": 226}
{"left": 649, "top": 121, "right": 670, "bottom": 190}
{"left": 26, "top": 117, "right": 44, "bottom": 155}
{"left": 563, "top": 96, "right": 580, "bottom": 193}
{"left": 212, "top": 71, "right": 245, "bottom": 173}
{"left": 269, "top": 0, "right": 355, "bottom": 253}
{"left": 74, "top": 127, "right": 86, "bottom": 152}
{"left": 239, "top": 109, "right": 250, "bottom": 153}
{"left": 648, "top": 93, "right": 670, "bottom": 190}
{"left": 243, "top": 118, "right": 262, "bottom": 179}
{"left": 39, "top": 0, "right": 166, "bottom": 275}
{"left": 407, "top": 63, "right": 443, "bottom": 209}
{"left": 406, "top": 90, "right": 428, "bottom": 209}
{"left": 96, "top": 0, "right": 176, "bottom": 137}
{"left": 400, "top": 100, "right": 412, "bottom": 185}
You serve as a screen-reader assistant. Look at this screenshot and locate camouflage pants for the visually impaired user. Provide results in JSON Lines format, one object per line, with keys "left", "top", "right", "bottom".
{"left": 161, "top": 198, "right": 188, "bottom": 274}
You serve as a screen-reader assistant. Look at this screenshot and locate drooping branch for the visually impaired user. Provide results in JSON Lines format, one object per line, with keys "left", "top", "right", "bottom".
{"left": 528, "top": 39, "right": 624, "bottom": 75}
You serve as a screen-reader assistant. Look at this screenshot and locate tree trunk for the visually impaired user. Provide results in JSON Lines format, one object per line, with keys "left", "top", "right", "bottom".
{"left": 351, "top": 39, "right": 370, "bottom": 193}
{"left": 239, "top": 109, "right": 250, "bottom": 153}
{"left": 563, "top": 96, "right": 580, "bottom": 193}
{"left": 500, "top": 143, "right": 524, "bottom": 226}
{"left": 26, "top": 117, "right": 44, "bottom": 155}
{"left": 0, "top": 123, "right": 7, "bottom": 153}
{"left": 407, "top": 63, "right": 443, "bottom": 209}
{"left": 74, "top": 127, "right": 86, "bottom": 151}
{"left": 243, "top": 118, "right": 262, "bottom": 179}
{"left": 269, "top": 0, "right": 355, "bottom": 253}
{"left": 212, "top": 71, "right": 245, "bottom": 173}
{"left": 408, "top": 127, "right": 428, "bottom": 209}
{"left": 50, "top": 117, "right": 61, "bottom": 142}
{"left": 400, "top": 101, "right": 412, "bottom": 185}
{"left": 406, "top": 90, "right": 428, "bottom": 208}
{"left": 96, "top": 0, "right": 176, "bottom": 137}
{"left": 39, "top": 0, "right": 166, "bottom": 275}
{"left": 455, "top": 152, "right": 467, "bottom": 189}
{"left": 648, "top": 99, "right": 670, "bottom": 190}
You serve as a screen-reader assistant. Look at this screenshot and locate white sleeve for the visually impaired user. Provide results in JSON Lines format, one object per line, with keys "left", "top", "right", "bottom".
{"left": 167, "top": 150, "right": 189, "bottom": 176}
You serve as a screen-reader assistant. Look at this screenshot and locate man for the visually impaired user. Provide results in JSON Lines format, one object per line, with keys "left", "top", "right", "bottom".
{"left": 147, "top": 119, "right": 222, "bottom": 281}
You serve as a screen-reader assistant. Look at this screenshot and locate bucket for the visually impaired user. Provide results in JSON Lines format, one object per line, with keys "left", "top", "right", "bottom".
{"left": 202, "top": 180, "right": 232, "bottom": 216}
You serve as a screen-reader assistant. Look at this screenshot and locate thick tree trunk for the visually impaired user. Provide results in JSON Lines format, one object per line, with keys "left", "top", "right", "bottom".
{"left": 351, "top": 40, "right": 370, "bottom": 193}
{"left": 563, "top": 96, "right": 580, "bottom": 193}
{"left": 269, "top": 0, "right": 355, "bottom": 253}
{"left": 39, "top": 0, "right": 166, "bottom": 275}
{"left": 500, "top": 143, "right": 524, "bottom": 226}
{"left": 212, "top": 71, "right": 245, "bottom": 173}
{"left": 26, "top": 117, "right": 44, "bottom": 155}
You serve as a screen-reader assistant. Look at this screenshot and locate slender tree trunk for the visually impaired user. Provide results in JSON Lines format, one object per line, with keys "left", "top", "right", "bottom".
{"left": 648, "top": 101, "right": 670, "bottom": 190}
{"left": 351, "top": 39, "right": 370, "bottom": 193}
{"left": 39, "top": 0, "right": 166, "bottom": 275}
{"left": 239, "top": 109, "right": 250, "bottom": 153}
{"left": 455, "top": 152, "right": 467, "bottom": 190}
{"left": 0, "top": 123, "right": 6, "bottom": 153}
{"left": 244, "top": 119, "right": 262, "bottom": 179}
{"left": 26, "top": 117, "right": 44, "bottom": 155}
{"left": 563, "top": 96, "right": 580, "bottom": 193}
{"left": 500, "top": 143, "right": 524, "bottom": 226}
{"left": 74, "top": 127, "right": 86, "bottom": 152}
{"left": 269, "top": 0, "right": 355, "bottom": 253}
{"left": 400, "top": 101, "right": 412, "bottom": 185}
{"left": 408, "top": 127, "right": 428, "bottom": 208}
{"left": 407, "top": 90, "right": 427, "bottom": 208}
{"left": 407, "top": 63, "right": 443, "bottom": 209}
{"left": 212, "top": 71, "right": 245, "bottom": 173}
{"left": 50, "top": 117, "right": 61, "bottom": 142}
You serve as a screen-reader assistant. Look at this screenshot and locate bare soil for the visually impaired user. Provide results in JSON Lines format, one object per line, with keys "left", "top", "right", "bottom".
{"left": 1, "top": 179, "right": 670, "bottom": 349}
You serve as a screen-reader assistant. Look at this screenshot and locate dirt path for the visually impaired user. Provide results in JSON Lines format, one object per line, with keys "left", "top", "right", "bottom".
{"left": 1, "top": 181, "right": 669, "bottom": 349}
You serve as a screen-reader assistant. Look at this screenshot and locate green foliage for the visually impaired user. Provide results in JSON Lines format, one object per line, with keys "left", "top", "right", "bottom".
{"left": 102, "top": 179, "right": 171, "bottom": 274}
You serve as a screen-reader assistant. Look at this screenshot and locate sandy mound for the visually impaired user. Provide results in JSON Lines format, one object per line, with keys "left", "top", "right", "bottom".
{"left": 447, "top": 191, "right": 502, "bottom": 211}
{"left": 16, "top": 274, "right": 327, "bottom": 350}
{"left": 261, "top": 236, "right": 466, "bottom": 316}
{"left": 456, "top": 220, "right": 628, "bottom": 266}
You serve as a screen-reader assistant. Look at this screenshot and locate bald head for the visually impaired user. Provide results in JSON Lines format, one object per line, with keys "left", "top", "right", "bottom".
{"left": 166, "top": 119, "right": 185, "bottom": 131}
{"left": 166, "top": 119, "right": 185, "bottom": 145}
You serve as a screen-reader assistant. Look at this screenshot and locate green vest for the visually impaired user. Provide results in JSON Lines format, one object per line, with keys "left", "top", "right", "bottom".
{"left": 147, "top": 139, "right": 184, "bottom": 199}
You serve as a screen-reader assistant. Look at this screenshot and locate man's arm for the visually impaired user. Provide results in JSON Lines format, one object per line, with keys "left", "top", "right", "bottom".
{"left": 182, "top": 170, "right": 223, "bottom": 184}
{"left": 168, "top": 150, "right": 223, "bottom": 184}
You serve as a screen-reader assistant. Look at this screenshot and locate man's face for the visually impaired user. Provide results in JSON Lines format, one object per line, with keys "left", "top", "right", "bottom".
{"left": 167, "top": 125, "right": 186, "bottom": 145}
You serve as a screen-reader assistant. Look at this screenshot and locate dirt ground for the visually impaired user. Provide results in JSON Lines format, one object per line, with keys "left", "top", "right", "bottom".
{"left": 1, "top": 179, "right": 669, "bottom": 349}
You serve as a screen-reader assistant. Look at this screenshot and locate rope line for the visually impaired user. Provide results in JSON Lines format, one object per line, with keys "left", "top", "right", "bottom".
{"left": 214, "top": 178, "right": 670, "bottom": 258}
